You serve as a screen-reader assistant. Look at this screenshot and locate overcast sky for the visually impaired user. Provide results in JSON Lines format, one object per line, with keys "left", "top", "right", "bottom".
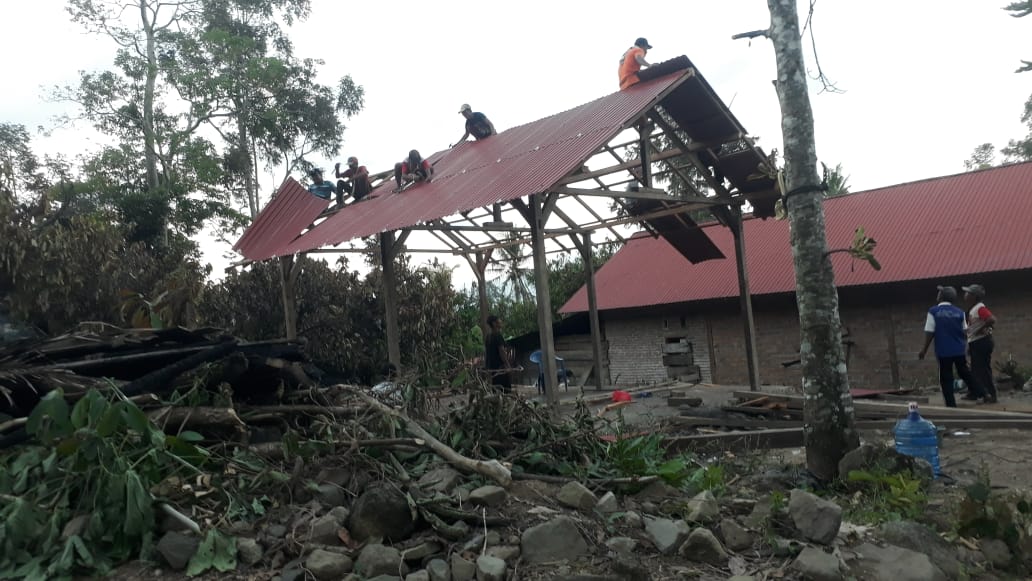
{"left": 2, "top": 1, "right": 1029, "bottom": 285}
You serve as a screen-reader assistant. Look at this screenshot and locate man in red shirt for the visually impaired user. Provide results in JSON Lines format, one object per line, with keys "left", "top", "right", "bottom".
{"left": 393, "top": 150, "right": 433, "bottom": 192}
{"left": 963, "top": 284, "right": 998, "bottom": 403}
{"left": 618, "top": 37, "right": 652, "bottom": 90}
{"left": 334, "top": 156, "right": 372, "bottom": 207}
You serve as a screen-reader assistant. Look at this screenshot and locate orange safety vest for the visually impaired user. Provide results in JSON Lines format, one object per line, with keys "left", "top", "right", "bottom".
{"left": 618, "top": 46, "right": 646, "bottom": 90}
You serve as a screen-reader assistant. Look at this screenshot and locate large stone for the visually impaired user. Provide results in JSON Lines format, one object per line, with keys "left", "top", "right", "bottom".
{"left": 718, "top": 519, "right": 754, "bottom": 552}
{"left": 605, "top": 537, "right": 636, "bottom": 555}
{"left": 484, "top": 545, "right": 520, "bottom": 562}
{"left": 450, "top": 554, "right": 476, "bottom": 581}
{"left": 618, "top": 511, "right": 643, "bottom": 528}
{"left": 980, "top": 539, "right": 1012, "bottom": 569}
{"left": 877, "top": 520, "right": 963, "bottom": 579}
{"left": 520, "top": 516, "right": 590, "bottom": 564}
{"left": 558, "top": 481, "right": 599, "bottom": 511}
{"left": 635, "top": 480, "right": 683, "bottom": 500}
{"left": 790, "top": 547, "right": 842, "bottom": 581}
{"left": 156, "top": 532, "right": 199, "bottom": 570}
{"left": 406, "top": 571, "right": 431, "bottom": 581}
{"left": 644, "top": 517, "right": 690, "bottom": 555}
{"left": 677, "top": 527, "right": 728, "bottom": 565}
{"left": 838, "top": 444, "right": 934, "bottom": 483}
{"left": 308, "top": 513, "right": 344, "bottom": 545}
{"left": 367, "top": 576, "right": 402, "bottom": 581}
{"left": 306, "top": 549, "right": 354, "bottom": 580}
{"left": 743, "top": 495, "right": 773, "bottom": 529}
{"left": 596, "top": 491, "right": 619, "bottom": 514}
{"left": 349, "top": 484, "right": 415, "bottom": 542}
{"left": 475, "top": 555, "right": 506, "bottom": 581}
{"left": 236, "top": 537, "right": 263, "bottom": 566}
{"left": 685, "top": 490, "right": 719, "bottom": 523}
{"left": 427, "top": 558, "right": 451, "bottom": 581}
{"left": 402, "top": 541, "right": 443, "bottom": 562}
{"left": 418, "top": 467, "right": 462, "bottom": 494}
{"left": 788, "top": 489, "right": 842, "bottom": 545}
{"left": 469, "top": 485, "right": 507, "bottom": 507}
{"left": 356, "top": 544, "right": 403, "bottom": 578}
{"left": 314, "top": 482, "right": 347, "bottom": 507}
{"left": 852, "top": 542, "right": 947, "bottom": 581}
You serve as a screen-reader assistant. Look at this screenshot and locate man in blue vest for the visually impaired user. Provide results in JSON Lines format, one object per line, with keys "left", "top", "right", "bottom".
{"left": 918, "top": 285, "right": 986, "bottom": 407}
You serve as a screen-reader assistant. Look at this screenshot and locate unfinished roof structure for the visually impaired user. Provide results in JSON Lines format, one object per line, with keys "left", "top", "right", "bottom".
{"left": 234, "top": 58, "right": 781, "bottom": 400}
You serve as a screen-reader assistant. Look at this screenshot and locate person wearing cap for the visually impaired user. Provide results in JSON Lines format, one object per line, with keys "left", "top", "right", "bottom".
{"left": 919, "top": 285, "right": 986, "bottom": 407}
{"left": 454, "top": 104, "right": 496, "bottom": 145}
{"left": 963, "top": 284, "right": 998, "bottom": 403}
{"left": 393, "top": 149, "right": 433, "bottom": 192}
{"left": 334, "top": 156, "right": 372, "bottom": 207}
{"left": 618, "top": 37, "right": 653, "bottom": 90}
{"left": 305, "top": 168, "right": 336, "bottom": 200}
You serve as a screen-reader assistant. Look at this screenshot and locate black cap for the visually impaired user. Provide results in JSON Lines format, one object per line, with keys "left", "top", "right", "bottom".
{"left": 635, "top": 37, "right": 653, "bottom": 49}
{"left": 937, "top": 285, "right": 958, "bottom": 302}
{"left": 309, "top": 167, "right": 322, "bottom": 177}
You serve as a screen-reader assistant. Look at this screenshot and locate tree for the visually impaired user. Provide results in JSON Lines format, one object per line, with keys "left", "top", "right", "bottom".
{"left": 1001, "top": 96, "right": 1032, "bottom": 162}
{"left": 1006, "top": 1, "right": 1032, "bottom": 72}
{"left": 737, "top": 0, "right": 859, "bottom": 481}
{"left": 964, "top": 143, "right": 998, "bottom": 171}
{"left": 823, "top": 163, "right": 851, "bottom": 196}
{"left": 487, "top": 237, "right": 535, "bottom": 304}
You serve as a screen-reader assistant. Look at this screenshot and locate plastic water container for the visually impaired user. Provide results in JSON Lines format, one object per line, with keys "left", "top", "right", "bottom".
{"left": 894, "top": 402, "right": 940, "bottom": 478}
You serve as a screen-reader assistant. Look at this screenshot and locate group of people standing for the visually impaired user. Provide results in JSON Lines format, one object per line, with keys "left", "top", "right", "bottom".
{"left": 920, "top": 284, "right": 999, "bottom": 407}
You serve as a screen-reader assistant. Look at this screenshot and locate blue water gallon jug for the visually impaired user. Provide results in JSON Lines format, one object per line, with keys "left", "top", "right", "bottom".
{"left": 894, "top": 402, "right": 940, "bottom": 478}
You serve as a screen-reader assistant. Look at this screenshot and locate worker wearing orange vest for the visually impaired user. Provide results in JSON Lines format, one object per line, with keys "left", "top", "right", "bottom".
{"left": 618, "top": 37, "right": 652, "bottom": 90}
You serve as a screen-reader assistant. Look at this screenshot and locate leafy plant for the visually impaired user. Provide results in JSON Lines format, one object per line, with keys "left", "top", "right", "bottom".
{"left": 844, "top": 468, "right": 928, "bottom": 524}
{"left": 956, "top": 463, "right": 1031, "bottom": 552}
{"left": 994, "top": 355, "right": 1030, "bottom": 389}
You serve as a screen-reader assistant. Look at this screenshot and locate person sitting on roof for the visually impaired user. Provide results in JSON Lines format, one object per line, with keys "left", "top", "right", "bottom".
{"left": 334, "top": 156, "right": 372, "bottom": 207}
{"left": 306, "top": 168, "right": 336, "bottom": 200}
{"left": 618, "top": 37, "right": 652, "bottom": 90}
{"left": 453, "top": 103, "right": 496, "bottom": 146}
{"left": 393, "top": 150, "right": 433, "bottom": 192}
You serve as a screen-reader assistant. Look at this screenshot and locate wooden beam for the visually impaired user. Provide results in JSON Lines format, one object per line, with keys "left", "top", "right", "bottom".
{"left": 380, "top": 231, "right": 402, "bottom": 368}
{"left": 674, "top": 416, "right": 1032, "bottom": 431}
{"left": 556, "top": 148, "right": 688, "bottom": 185}
{"left": 553, "top": 186, "right": 727, "bottom": 205}
{"left": 731, "top": 391, "right": 1032, "bottom": 419}
{"left": 530, "top": 193, "right": 559, "bottom": 404}
{"left": 663, "top": 428, "right": 804, "bottom": 453}
{"left": 729, "top": 205, "right": 760, "bottom": 391}
{"left": 583, "top": 232, "right": 606, "bottom": 391}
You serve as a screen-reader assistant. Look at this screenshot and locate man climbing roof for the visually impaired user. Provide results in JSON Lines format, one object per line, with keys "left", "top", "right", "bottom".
{"left": 393, "top": 150, "right": 433, "bottom": 192}
{"left": 334, "top": 156, "right": 372, "bottom": 207}
{"left": 454, "top": 103, "right": 496, "bottom": 145}
{"left": 306, "top": 168, "right": 335, "bottom": 200}
{"left": 618, "top": 37, "right": 652, "bottom": 90}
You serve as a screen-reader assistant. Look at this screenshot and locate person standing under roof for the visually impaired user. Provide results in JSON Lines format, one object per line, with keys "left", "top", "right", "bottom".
{"left": 484, "top": 314, "right": 514, "bottom": 393}
{"left": 393, "top": 149, "right": 433, "bottom": 192}
{"left": 618, "top": 37, "right": 652, "bottom": 90}
{"left": 334, "top": 156, "right": 372, "bottom": 207}
{"left": 306, "top": 168, "right": 335, "bottom": 200}
{"left": 453, "top": 104, "right": 496, "bottom": 145}
{"left": 918, "top": 285, "right": 986, "bottom": 407}
{"left": 963, "top": 284, "right": 999, "bottom": 404}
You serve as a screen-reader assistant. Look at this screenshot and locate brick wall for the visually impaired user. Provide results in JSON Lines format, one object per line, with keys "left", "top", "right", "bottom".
{"left": 603, "top": 311, "right": 713, "bottom": 385}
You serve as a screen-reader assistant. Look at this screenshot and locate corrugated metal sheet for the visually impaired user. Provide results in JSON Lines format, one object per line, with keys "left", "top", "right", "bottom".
{"left": 232, "top": 178, "right": 329, "bottom": 260}
{"left": 235, "top": 72, "right": 692, "bottom": 261}
{"left": 561, "top": 162, "right": 1032, "bottom": 313}
{"left": 623, "top": 198, "right": 724, "bottom": 263}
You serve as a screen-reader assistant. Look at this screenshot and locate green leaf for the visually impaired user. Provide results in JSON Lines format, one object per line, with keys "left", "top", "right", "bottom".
{"left": 122, "top": 404, "right": 150, "bottom": 435}
{"left": 186, "top": 530, "right": 236, "bottom": 576}
{"left": 26, "top": 390, "right": 72, "bottom": 442}
{"left": 124, "top": 470, "right": 152, "bottom": 536}
{"left": 178, "top": 431, "right": 204, "bottom": 442}
{"left": 96, "top": 402, "right": 125, "bottom": 437}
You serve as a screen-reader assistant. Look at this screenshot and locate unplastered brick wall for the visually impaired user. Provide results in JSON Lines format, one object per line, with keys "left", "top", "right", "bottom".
{"left": 604, "top": 311, "right": 713, "bottom": 385}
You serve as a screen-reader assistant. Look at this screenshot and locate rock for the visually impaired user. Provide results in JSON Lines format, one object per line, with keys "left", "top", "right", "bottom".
{"left": 980, "top": 539, "right": 1012, "bottom": 569}
{"left": 838, "top": 444, "right": 934, "bottom": 483}
{"left": 475, "top": 555, "right": 506, "bottom": 581}
{"left": 728, "top": 577, "right": 756, "bottom": 581}
{"left": 743, "top": 465, "right": 820, "bottom": 493}
{"left": 368, "top": 576, "right": 402, "bottom": 581}
{"left": 469, "top": 485, "right": 507, "bottom": 507}
{"left": 520, "top": 516, "right": 590, "bottom": 564}
{"left": 266, "top": 523, "right": 288, "bottom": 539}
{"left": 772, "top": 536, "right": 804, "bottom": 557}
{"left": 743, "top": 495, "right": 773, "bottom": 529}
{"left": 605, "top": 537, "right": 636, "bottom": 555}
{"left": 406, "top": 571, "right": 431, "bottom": 581}
{"left": 718, "top": 519, "right": 753, "bottom": 552}
{"left": 307, "top": 549, "right": 354, "bottom": 580}
{"left": 485, "top": 545, "right": 520, "bottom": 562}
{"left": 236, "top": 537, "right": 263, "bottom": 566}
{"left": 485, "top": 530, "right": 501, "bottom": 546}
{"left": 611, "top": 555, "right": 651, "bottom": 581}
{"left": 156, "top": 532, "right": 199, "bottom": 570}
{"left": 308, "top": 514, "right": 344, "bottom": 545}
{"left": 558, "top": 481, "right": 599, "bottom": 510}
{"left": 450, "top": 554, "right": 476, "bottom": 581}
{"left": 635, "top": 480, "right": 683, "bottom": 500}
{"left": 644, "top": 517, "right": 690, "bottom": 555}
{"left": 877, "top": 520, "right": 963, "bottom": 579}
{"left": 677, "top": 527, "right": 727, "bottom": 565}
{"left": 427, "top": 558, "right": 451, "bottom": 581}
{"left": 685, "top": 490, "right": 719, "bottom": 523}
{"left": 852, "top": 542, "right": 947, "bottom": 581}
{"left": 356, "top": 544, "right": 403, "bottom": 578}
{"left": 788, "top": 489, "right": 842, "bottom": 545}
{"left": 455, "top": 487, "right": 472, "bottom": 503}
{"left": 349, "top": 484, "right": 415, "bottom": 542}
{"left": 328, "top": 506, "right": 350, "bottom": 523}
{"left": 418, "top": 466, "right": 462, "bottom": 494}
{"left": 402, "top": 541, "right": 442, "bottom": 562}
{"left": 314, "top": 482, "right": 347, "bottom": 507}
{"left": 619, "top": 511, "right": 643, "bottom": 528}
{"left": 790, "top": 547, "right": 842, "bottom": 581}
{"left": 596, "top": 491, "right": 619, "bottom": 513}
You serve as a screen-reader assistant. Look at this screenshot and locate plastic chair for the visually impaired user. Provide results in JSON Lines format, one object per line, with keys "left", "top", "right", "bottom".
{"left": 529, "top": 350, "right": 569, "bottom": 395}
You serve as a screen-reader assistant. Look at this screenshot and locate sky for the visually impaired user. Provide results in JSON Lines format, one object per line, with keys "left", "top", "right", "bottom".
{"left": 2, "top": 1, "right": 1030, "bottom": 287}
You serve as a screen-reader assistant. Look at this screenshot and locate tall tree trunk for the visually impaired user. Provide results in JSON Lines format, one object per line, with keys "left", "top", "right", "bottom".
{"left": 237, "top": 110, "right": 257, "bottom": 220}
{"left": 140, "top": 0, "right": 160, "bottom": 193}
{"left": 767, "top": 0, "right": 858, "bottom": 480}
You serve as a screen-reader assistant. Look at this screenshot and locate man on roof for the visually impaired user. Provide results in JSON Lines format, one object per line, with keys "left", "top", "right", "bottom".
{"left": 393, "top": 150, "right": 433, "bottom": 192}
{"left": 618, "top": 37, "right": 652, "bottom": 90}
{"left": 306, "top": 168, "right": 335, "bottom": 200}
{"left": 334, "top": 156, "right": 372, "bottom": 207}
{"left": 453, "top": 103, "right": 496, "bottom": 145}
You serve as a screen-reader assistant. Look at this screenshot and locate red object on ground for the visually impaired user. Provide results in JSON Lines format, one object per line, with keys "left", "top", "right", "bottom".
{"left": 612, "top": 390, "right": 632, "bottom": 403}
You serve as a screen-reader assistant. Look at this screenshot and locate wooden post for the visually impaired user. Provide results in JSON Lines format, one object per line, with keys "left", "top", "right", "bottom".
{"left": 582, "top": 232, "right": 606, "bottom": 390}
{"left": 729, "top": 205, "right": 760, "bottom": 391}
{"left": 530, "top": 194, "right": 559, "bottom": 404}
{"left": 887, "top": 307, "right": 901, "bottom": 390}
{"left": 380, "top": 231, "right": 402, "bottom": 368}
{"left": 278, "top": 255, "right": 302, "bottom": 340}
{"left": 639, "top": 121, "right": 653, "bottom": 188}
{"left": 474, "top": 251, "right": 492, "bottom": 337}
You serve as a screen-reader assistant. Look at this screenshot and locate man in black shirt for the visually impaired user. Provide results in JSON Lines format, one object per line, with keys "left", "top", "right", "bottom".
{"left": 484, "top": 314, "right": 512, "bottom": 392}
{"left": 454, "top": 103, "right": 496, "bottom": 145}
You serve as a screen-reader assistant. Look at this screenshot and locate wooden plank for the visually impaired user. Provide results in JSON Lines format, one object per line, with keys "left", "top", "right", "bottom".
{"left": 732, "top": 391, "right": 1032, "bottom": 419}
{"left": 663, "top": 428, "right": 804, "bottom": 453}
{"left": 676, "top": 416, "right": 1032, "bottom": 431}
{"left": 668, "top": 396, "right": 703, "bottom": 408}
{"left": 729, "top": 205, "right": 760, "bottom": 391}
{"left": 876, "top": 394, "right": 929, "bottom": 404}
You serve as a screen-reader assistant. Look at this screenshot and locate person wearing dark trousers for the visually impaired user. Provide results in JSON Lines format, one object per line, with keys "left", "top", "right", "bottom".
{"left": 393, "top": 150, "right": 433, "bottom": 192}
{"left": 334, "top": 156, "right": 372, "bottom": 207}
{"left": 919, "top": 285, "right": 986, "bottom": 407}
{"left": 964, "top": 284, "right": 998, "bottom": 403}
{"left": 484, "top": 314, "right": 513, "bottom": 393}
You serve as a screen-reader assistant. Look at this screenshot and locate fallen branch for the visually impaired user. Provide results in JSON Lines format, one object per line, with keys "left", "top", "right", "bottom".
{"left": 338, "top": 385, "right": 512, "bottom": 487}
{"left": 245, "top": 438, "right": 426, "bottom": 460}
{"left": 148, "top": 407, "right": 247, "bottom": 432}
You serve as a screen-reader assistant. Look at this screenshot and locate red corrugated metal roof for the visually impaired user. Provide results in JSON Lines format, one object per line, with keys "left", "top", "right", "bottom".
{"left": 561, "top": 162, "right": 1032, "bottom": 313}
{"left": 234, "top": 72, "right": 692, "bottom": 261}
{"left": 232, "top": 178, "right": 329, "bottom": 260}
